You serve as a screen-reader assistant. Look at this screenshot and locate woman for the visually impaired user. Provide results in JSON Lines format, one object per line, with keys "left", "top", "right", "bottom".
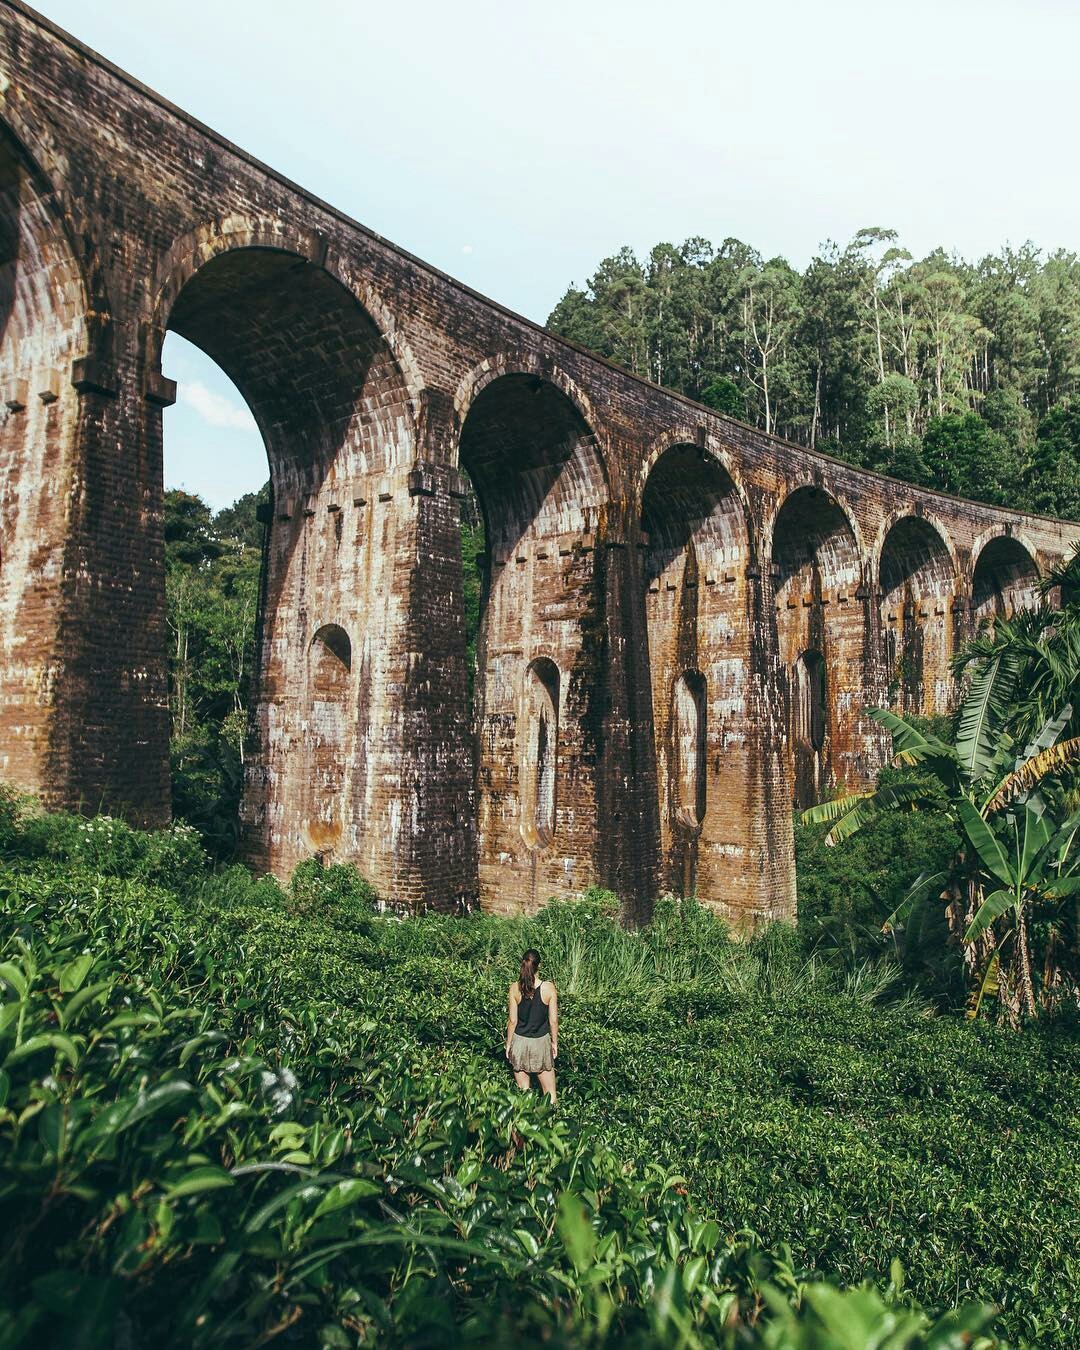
{"left": 505, "top": 948, "right": 558, "bottom": 1103}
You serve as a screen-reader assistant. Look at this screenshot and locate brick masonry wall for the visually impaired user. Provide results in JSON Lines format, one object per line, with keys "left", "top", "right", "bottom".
{"left": 1, "top": 0, "right": 1079, "bottom": 924}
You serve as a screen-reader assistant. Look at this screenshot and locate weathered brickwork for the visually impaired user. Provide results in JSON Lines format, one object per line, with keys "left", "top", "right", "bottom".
{"left": 1, "top": 1, "right": 1078, "bottom": 925}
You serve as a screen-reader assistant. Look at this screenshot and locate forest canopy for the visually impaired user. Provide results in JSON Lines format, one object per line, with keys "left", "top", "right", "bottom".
{"left": 547, "top": 229, "right": 1080, "bottom": 519}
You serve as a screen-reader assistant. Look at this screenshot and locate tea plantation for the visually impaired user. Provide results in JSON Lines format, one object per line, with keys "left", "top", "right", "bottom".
{"left": 0, "top": 806, "right": 1077, "bottom": 1347}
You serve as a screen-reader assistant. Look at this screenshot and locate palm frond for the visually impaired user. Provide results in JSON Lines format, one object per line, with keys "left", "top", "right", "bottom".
{"left": 956, "top": 650, "right": 1022, "bottom": 784}
{"left": 816, "top": 781, "right": 933, "bottom": 847}
{"left": 1017, "top": 705, "right": 1073, "bottom": 768}
{"left": 984, "top": 737, "right": 1080, "bottom": 814}
{"left": 963, "top": 887, "right": 1015, "bottom": 943}
{"left": 965, "top": 951, "right": 1000, "bottom": 1020}
{"left": 956, "top": 800, "right": 1014, "bottom": 887}
{"left": 882, "top": 869, "right": 948, "bottom": 934}
{"left": 866, "top": 707, "right": 956, "bottom": 770}
{"left": 799, "top": 793, "right": 871, "bottom": 827}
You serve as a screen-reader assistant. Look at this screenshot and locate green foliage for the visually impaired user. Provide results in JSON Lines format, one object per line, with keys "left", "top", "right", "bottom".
{"left": 2, "top": 801, "right": 1079, "bottom": 1343}
{"left": 795, "top": 773, "right": 958, "bottom": 930}
{"left": 165, "top": 486, "right": 266, "bottom": 857}
{"left": 548, "top": 232, "right": 1080, "bottom": 519}
{"left": 288, "top": 858, "right": 378, "bottom": 925}
{"left": 5, "top": 809, "right": 210, "bottom": 890}
{"left": 801, "top": 634, "right": 1080, "bottom": 1021}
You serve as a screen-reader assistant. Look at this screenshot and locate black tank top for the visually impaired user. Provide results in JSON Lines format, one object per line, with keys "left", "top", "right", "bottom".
{"left": 515, "top": 983, "right": 550, "bottom": 1037}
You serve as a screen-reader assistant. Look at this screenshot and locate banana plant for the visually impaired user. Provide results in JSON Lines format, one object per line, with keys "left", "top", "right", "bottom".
{"left": 801, "top": 649, "right": 1080, "bottom": 1020}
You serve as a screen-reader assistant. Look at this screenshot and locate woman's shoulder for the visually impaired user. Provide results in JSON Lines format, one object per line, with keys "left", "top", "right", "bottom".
{"left": 540, "top": 979, "right": 557, "bottom": 1000}
{"left": 508, "top": 980, "right": 520, "bottom": 998}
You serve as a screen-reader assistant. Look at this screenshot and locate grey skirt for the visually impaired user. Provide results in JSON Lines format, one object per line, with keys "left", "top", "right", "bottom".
{"left": 509, "top": 1032, "right": 554, "bottom": 1074}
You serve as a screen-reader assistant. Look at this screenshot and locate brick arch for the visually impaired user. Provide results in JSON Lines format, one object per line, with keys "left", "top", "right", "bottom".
{"left": 0, "top": 114, "right": 98, "bottom": 384}
{"left": 770, "top": 485, "right": 864, "bottom": 810}
{"left": 877, "top": 514, "right": 956, "bottom": 602}
{"left": 971, "top": 532, "right": 1041, "bottom": 623}
{"left": 877, "top": 515, "right": 958, "bottom": 717}
{"left": 639, "top": 437, "right": 750, "bottom": 582}
{"left": 638, "top": 437, "right": 752, "bottom": 904}
{"left": 452, "top": 352, "right": 605, "bottom": 451}
{"left": 454, "top": 364, "right": 609, "bottom": 558}
{"left": 149, "top": 219, "right": 424, "bottom": 411}
{"left": 769, "top": 484, "right": 862, "bottom": 597}
{"left": 0, "top": 108, "right": 121, "bottom": 809}
{"left": 872, "top": 505, "right": 959, "bottom": 580}
{"left": 148, "top": 227, "right": 417, "bottom": 500}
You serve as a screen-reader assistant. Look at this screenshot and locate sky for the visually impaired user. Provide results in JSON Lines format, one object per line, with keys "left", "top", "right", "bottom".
{"left": 32, "top": 0, "right": 1080, "bottom": 510}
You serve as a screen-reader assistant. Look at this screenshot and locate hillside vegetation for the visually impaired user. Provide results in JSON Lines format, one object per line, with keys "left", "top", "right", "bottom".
{"left": 549, "top": 230, "right": 1080, "bottom": 519}
{"left": 1, "top": 798, "right": 1077, "bottom": 1346}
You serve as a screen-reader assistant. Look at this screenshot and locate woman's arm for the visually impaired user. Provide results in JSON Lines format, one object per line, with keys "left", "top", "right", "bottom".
{"left": 505, "top": 987, "right": 518, "bottom": 1057}
{"left": 548, "top": 984, "right": 559, "bottom": 1060}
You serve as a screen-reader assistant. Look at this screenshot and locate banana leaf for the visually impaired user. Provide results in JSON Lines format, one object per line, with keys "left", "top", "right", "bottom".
{"left": 882, "top": 869, "right": 948, "bottom": 934}
{"left": 956, "top": 800, "right": 1014, "bottom": 888}
{"left": 964, "top": 888, "right": 1015, "bottom": 943}
{"left": 984, "top": 736, "right": 1080, "bottom": 814}
{"left": 966, "top": 951, "right": 1000, "bottom": 1019}
{"left": 955, "top": 650, "right": 1021, "bottom": 785}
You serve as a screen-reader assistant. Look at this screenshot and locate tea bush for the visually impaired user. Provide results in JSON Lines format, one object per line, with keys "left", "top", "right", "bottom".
{"left": 1, "top": 811, "right": 1077, "bottom": 1345}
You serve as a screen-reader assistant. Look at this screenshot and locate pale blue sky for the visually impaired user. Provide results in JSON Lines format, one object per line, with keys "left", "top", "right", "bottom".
{"left": 34, "top": 0, "right": 1080, "bottom": 510}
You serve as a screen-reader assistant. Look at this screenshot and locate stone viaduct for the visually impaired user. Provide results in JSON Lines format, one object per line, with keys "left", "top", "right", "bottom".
{"left": 1, "top": 1, "right": 1078, "bottom": 924}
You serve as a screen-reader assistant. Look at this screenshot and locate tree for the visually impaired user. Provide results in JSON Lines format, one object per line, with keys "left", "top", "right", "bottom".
{"left": 546, "top": 229, "right": 1080, "bottom": 521}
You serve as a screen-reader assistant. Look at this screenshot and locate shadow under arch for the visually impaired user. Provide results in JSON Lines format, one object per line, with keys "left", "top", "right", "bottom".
{"left": 878, "top": 515, "right": 957, "bottom": 716}
{"left": 151, "top": 239, "right": 416, "bottom": 873}
{"left": 771, "top": 484, "right": 863, "bottom": 809}
{"left": 639, "top": 442, "right": 749, "bottom": 904}
{"left": 972, "top": 535, "right": 1040, "bottom": 626}
{"left": 455, "top": 369, "right": 608, "bottom": 913}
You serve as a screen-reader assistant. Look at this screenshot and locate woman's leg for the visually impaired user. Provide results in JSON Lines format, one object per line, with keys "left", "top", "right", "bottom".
{"left": 513, "top": 1070, "right": 532, "bottom": 1091}
{"left": 537, "top": 1069, "right": 556, "bottom": 1104}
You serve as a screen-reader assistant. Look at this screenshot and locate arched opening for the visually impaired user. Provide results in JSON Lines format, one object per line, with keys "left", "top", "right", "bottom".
{"left": 157, "top": 244, "right": 413, "bottom": 872}
{"left": 520, "top": 658, "right": 559, "bottom": 847}
{"left": 457, "top": 372, "right": 606, "bottom": 910}
{"left": 772, "top": 486, "right": 861, "bottom": 807}
{"left": 0, "top": 122, "right": 89, "bottom": 800}
{"left": 972, "top": 536, "right": 1039, "bottom": 626}
{"left": 878, "top": 517, "right": 955, "bottom": 715}
{"left": 673, "top": 670, "right": 707, "bottom": 828}
{"left": 793, "top": 650, "right": 826, "bottom": 752}
{"left": 161, "top": 333, "right": 267, "bottom": 849}
{"left": 640, "top": 444, "right": 747, "bottom": 902}
{"left": 303, "top": 624, "right": 352, "bottom": 853}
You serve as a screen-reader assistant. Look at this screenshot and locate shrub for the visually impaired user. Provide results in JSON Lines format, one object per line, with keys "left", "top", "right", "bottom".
{"left": 140, "top": 822, "right": 210, "bottom": 889}
{"left": 0, "top": 783, "right": 20, "bottom": 853}
{"left": 288, "top": 856, "right": 378, "bottom": 925}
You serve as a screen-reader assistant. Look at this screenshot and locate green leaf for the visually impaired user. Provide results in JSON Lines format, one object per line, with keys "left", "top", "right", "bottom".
{"left": 165, "top": 1166, "right": 235, "bottom": 1198}
{"left": 882, "top": 871, "right": 947, "bottom": 934}
{"left": 5, "top": 1033, "right": 80, "bottom": 1069}
{"left": 514, "top": 1228, "right": 540, "bottom": 1258}
{"left": 557, "top": 1192, "right": 596, "bottom": 1275}
{"left": 956, "top": 800, "right": 1014, "bottom": 887}
{"left": 118, "top": 1080, "right": 196, "bottom": 1132}
{"left": 1042, "top": 874, "right": 1080, "bottom": 898}
{"left": 956, "top": 650, "right": 1020, "bottom": 784}
{"left": 966, "top": 952, "right": 1001, "bottom": 1019}
{"left": 0, "top": 962, "right": 28, "bottom": 999}
{"left": 312, "top": 1177, "right": 381, "bottom": 1219}
{"left": 964, "top": 889, "right": 1015, "bottom": 943}
{"left": 59, "top": 980, "right": 113, "bottom": 1030}
{"left": 58, "top": 952, "right": 95, "bottom": 994}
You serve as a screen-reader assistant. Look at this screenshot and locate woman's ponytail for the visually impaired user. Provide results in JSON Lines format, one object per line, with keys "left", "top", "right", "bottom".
{"left": 519, "top": 948, "right": 541, "bottom": 998}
